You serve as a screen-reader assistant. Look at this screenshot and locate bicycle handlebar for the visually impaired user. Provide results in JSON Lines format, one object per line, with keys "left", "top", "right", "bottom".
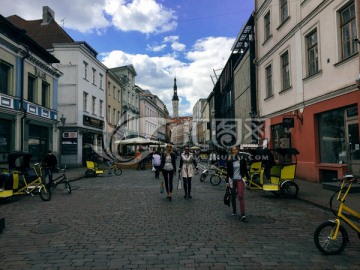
{"left": 336, "top": 175, "right": 360, "bottom": 183}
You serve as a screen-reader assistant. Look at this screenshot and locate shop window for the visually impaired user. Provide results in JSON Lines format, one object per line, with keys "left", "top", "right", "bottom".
{"left": 318, "top": 109, "right": 345, "bottom": 163}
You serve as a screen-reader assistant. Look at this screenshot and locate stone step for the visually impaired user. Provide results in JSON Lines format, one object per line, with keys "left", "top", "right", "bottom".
{"left": 322, "top": 182, "right": 360, "bottom": 193}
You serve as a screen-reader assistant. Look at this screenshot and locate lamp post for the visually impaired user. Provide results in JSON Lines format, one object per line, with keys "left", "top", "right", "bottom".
{"left": 249, "top": 111, "right": 257, "bottom": 144}
{"left": 60, "top": 114, "right": 66, "bottom": 127}
{"left": 55, "top": 114, "right": 66, "bottom": 131}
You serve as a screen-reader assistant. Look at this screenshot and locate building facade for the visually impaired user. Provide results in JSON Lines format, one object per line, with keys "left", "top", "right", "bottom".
{"left": 0, "top": 14, "right": 62, "bottom": 164}
{"left": 255, "top": 0, "right": 359, "bottom": 182}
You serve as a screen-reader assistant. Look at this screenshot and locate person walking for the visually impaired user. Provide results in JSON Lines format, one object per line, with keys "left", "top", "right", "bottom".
{"left": 152, "top": 151, "right": 161, "bottom": 179}
{"left": 160, "top": 144, "right": 176, "bottom": 201}
{"left": 42, "top": 150, "right": 58, "bottom": 185}
{"left": 226, "top": 146, "right": 250, "bottom": 221}
{"left": 179, "top": 146, "right": 197, "bottom": 198}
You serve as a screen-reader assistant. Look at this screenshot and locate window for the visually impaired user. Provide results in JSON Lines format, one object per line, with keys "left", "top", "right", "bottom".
{"left": 41, "top": 81, "right": 50, "bottom": 107}
{"left": 99, "top": 100, "right": 103, "bottom": 117}
{"left": 92, "top": 96, "right": 96, "bottom": 114}
{"left": 108, "top": 82, "right": 111, "bottom": 96}
{"left": 83, "top": 61, "right": 88, "bottom": 80}
{"left": 265, "top": 65, "right": 273, "bottom": 98}
{"left": 99, "top": 74, "right": 103, "bottom": 89}
{"left": 113, "top": 108, "right": 116, "bottom": 125}
{"left": 340, "top": 2, "right": 357, "bottom": 59}
{"left": 318, "top": 108, "right": 346, "bottom": 163}
{"left": 264, "top": 11, "right": 271, "bottom": 41}
{"left": 28, "top": 75, "right": 36, "bottom": 103}
{"left": 108, "top": 105, "right": 111, "bottom": 123}
{"left": 306, "top": 30, "right": 319, "bottom": 76}
{"left": 280, "top": 0, "right": 288, "bottom": 24}
{"left": 92, "top": 68, "right": 96, "bottom": 85}
{"left": 0, "top": 61, "right": 11, "bottom": 95}
{"left": 118, "top": 90, "right": 120, "bottom": 102}
{"left": 113, "top": 86, "right": 116, "bottom": 99}
{"left": 281, "top": 51, "right": 291, "bottom": 90}
{"left": 83, "top": 92, "right": 88, "bottom": 111}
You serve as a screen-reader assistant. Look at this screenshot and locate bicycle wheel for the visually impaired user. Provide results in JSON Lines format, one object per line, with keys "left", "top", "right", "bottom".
{"left": 114, "top": 168, "right": 122, "bottom": 176}
{"left": 210, "top": 174, "right": 221, "bottom": 186}
{"left": 200, "top": 171, "right": 208, "bottom": 182}
{"left": 39, "top": 186, "right": 51, "bottom": 201}
{"left": 314, "top": 221, "right": 348, "bottom": 255}
{"left": 85, "top": 169, "right": 96, "bottom": 178}
{"left": 280, "top": 181, "right": 299, "bottom": 199}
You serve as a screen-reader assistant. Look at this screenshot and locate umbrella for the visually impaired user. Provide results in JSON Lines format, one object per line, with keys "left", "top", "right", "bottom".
{"left": 114, "top": 137, "right": 155, "bottom": 145}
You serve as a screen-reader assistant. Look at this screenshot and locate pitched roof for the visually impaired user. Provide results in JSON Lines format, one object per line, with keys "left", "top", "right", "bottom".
{"left": 7, "top": 15, "right": 74, "bottom": 50}
{"left": 0, "top": 15, "right": 59, "bottom": 63}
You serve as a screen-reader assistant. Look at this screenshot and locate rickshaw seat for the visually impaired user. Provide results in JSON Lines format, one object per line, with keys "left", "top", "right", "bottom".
{"left": 280, "top": 164, "right": 296, "bottom": 180}
{"left": 249, "top": 162, "right": 262, "bottom": 175}
{"left": 86, "top": 161, "right": 104, "bottom": 174}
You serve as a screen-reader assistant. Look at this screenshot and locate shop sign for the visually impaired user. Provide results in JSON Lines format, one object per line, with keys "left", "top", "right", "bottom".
{"left": 83, "top": 115, "right": 104, "bottom": 129}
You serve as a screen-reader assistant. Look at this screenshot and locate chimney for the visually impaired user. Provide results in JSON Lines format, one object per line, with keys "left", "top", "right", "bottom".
{"left": 42, "top": 6, "right": 55, "bottom": 25}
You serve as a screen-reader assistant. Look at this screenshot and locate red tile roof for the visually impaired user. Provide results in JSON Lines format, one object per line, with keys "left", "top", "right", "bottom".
{"left": 7, "top": 15, "right": 74, "bottom": 50}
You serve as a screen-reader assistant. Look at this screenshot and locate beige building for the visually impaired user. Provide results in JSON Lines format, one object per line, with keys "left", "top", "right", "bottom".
{"left": 139, "top": 89, "right": 168, "bottom": 142}
{"left": 105, "top": 69, "right": 123, "bottom": 155}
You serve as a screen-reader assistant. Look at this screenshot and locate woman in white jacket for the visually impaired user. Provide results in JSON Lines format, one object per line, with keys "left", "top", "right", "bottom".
{"left": 179, "top": 146, "right": 197, "bottom": 198}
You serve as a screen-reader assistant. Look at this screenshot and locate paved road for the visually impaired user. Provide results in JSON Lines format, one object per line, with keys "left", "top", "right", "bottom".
{"left": 1, "top": 168, "right": 360, "bottom": 269}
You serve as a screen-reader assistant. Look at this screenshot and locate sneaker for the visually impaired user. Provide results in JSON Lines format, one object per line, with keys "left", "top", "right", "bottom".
{"left": 240, "top": 214, "right": 247, "bottom": 221}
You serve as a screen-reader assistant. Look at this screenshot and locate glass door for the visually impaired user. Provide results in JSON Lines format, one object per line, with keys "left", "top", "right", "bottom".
{"left": 347, "top": 121, "right": 360, "bottom": 175}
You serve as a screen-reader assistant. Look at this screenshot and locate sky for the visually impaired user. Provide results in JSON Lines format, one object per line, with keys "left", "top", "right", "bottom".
{"left": 1, "top": 0, "right": 255, "bottom": 116}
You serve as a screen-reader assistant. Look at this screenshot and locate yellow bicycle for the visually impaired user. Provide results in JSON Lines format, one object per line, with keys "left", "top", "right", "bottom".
{"left": 314, "top": 174, "right": 360, "bottom": 255}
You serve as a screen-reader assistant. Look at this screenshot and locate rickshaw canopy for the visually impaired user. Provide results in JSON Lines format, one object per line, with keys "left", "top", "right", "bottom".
{"left": 8, "top": 151, "right": 31, "bottom": 172}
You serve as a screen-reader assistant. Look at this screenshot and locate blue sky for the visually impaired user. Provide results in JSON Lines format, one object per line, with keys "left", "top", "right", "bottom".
{"left": 2, "top": 0, "right": 255, "bottom": 116}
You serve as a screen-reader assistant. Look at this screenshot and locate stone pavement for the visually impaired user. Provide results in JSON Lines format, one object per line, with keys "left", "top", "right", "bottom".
{"left": 0, "top": 166, "right": 359, "bottom": 269}
{"left": 64, "top": 166, "right": 360, "bottom": 213}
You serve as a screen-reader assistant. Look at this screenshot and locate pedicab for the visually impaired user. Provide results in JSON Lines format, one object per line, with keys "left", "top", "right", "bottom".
{"left": 0, "top": 151, "right": 51, "bottom": 201}
{"left": 246, "top": 148, "right": 300, "bottom": 198}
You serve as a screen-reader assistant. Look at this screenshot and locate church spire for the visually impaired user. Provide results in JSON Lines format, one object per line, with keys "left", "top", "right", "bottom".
{"left": 172, "top": 77, "right": 179, "bottom": 101}
{"left": 172, "top": 77, "right": 179, "bottom": 118}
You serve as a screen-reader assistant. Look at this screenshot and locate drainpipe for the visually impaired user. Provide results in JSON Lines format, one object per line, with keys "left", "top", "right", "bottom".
{"left": 20, "top": 45, "right": 30, "bottom": 151}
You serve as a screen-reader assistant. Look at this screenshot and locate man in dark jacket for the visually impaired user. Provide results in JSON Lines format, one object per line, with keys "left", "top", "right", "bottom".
{"left": 42, "top": 150, "right": 58, "bottom": 185}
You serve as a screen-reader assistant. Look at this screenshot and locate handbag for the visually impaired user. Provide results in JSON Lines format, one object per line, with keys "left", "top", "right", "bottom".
{"left": 177, "top": 172, "right": 182, "bottom": 190}
{"left": 152, "top": 166, "right": 156, "bottom": 172}
{"left": 223, "top": 187, "right": 230, "bottom": 207}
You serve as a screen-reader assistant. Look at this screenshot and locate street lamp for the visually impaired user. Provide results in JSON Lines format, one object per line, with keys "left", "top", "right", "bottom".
{"left": 249, "top": 111, "right": 257, "bottom": 144}
{"left": 60, "top": 114, "right": 66, "bottom": 126}
{"left": 55, "top": 114, "right": 66, "bottom": 131}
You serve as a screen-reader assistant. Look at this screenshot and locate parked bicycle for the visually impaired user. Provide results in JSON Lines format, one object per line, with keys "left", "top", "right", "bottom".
{"left": 46, "top": 166, "right": 71, "bottom": 194}
{"left": 209, "top": 166, "right": 227, "bottom": 186}
{"left": 198, "top": 163, "right": 217, "bottom": 182}
{"left": 0, "top": 152, "right": 51, "bottom": 201}
{"left": 313, "top": 174, "right": 360, "bottom": 255}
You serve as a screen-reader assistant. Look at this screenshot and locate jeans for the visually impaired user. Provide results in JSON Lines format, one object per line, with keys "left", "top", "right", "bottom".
{"left": 162, "top": 170, "right": 174, "bottom": 194}
{"left": 230, "top": 179, "right": 245, "bottom": 214}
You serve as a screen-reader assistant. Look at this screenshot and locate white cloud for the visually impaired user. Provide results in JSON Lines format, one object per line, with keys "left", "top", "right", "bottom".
{"left": 171, "top": 42, "right": 186, "bottom": 52}
{"left": 101, "top": 36, "right": 234, "bottom": 116}
{"left": 1, "top": 0, "right": 110, "bottom": 33}
{"left": 1, "top": 0, "right": 177, "bottom": 34}
{"left": 104, "top": 0, "right": 177, "bottom": 34}
{"left": 146, "top": 44, "right": 167, "bottom": 52}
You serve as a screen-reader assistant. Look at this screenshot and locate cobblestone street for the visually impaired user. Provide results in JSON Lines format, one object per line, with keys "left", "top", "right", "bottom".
{"left": 1, "top": 168, "right": 360, "bottom": 269}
